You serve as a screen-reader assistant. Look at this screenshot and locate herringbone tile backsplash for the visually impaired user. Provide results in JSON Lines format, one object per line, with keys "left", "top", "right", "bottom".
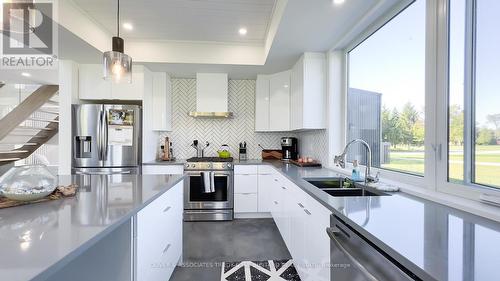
{"left": 159, "top": 79, "right": 296, "bottom": 160}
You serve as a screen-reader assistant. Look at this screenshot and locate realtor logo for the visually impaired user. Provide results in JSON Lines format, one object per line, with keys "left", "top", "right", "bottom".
{"left": 1, "top": 1, "right": 57, "bottom": 69}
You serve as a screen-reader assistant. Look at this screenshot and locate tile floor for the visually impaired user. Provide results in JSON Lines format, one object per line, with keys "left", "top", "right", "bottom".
{"left": 170, "top": 218, "right": 291, "bottom": 281}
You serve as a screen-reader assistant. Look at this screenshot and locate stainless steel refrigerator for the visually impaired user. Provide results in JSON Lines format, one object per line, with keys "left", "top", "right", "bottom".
{"left": 72, "top": 104, "right": 142, "bottom": 175}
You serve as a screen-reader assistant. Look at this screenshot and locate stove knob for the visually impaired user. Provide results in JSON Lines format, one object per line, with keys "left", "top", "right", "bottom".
{"left": 227, "top": 163, "right": 232, "bottom": 168}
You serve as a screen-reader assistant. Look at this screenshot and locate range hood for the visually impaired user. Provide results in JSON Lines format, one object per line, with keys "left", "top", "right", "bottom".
{"left": 188, "top": 73, "right": 233, "bottom": 118}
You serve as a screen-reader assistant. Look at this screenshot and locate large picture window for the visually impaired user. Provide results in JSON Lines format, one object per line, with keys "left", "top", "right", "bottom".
{"left": 448, "top": 0, "right": 500, "bottom": 189}
{"left": 347, "top": 0, "right": 426, "bottom": 176}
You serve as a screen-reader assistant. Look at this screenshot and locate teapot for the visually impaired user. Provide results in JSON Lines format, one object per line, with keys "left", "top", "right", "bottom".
{"left": 217, "top": 144, "right": 231, "bottom": 158}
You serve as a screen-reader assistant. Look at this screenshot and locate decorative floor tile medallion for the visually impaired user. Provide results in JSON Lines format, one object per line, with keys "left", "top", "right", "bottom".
{"left": 221, "top": 259, "right": 300, "bottom": 281}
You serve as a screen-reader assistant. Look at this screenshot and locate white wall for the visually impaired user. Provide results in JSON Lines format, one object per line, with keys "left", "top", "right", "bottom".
{"left": 58, "top": 60, "right": 79, "bottom": 175}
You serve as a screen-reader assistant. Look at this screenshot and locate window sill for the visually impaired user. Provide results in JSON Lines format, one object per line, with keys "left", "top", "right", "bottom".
{"left": 329, "top": 166, "right": 500, "bottom": 223}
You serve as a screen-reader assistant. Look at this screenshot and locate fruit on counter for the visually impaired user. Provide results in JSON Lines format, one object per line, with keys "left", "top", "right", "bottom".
{"left": 298, "top": 158, "right": 304, "bottom": 163}
{"left": 307, "top": 157, "right": 313, "bottom": 163}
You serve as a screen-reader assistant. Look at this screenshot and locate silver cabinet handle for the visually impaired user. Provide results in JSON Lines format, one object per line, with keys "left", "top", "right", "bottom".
{"left": 297, "top": 203, "right": 304, "bottom": 208}
{"left": 326, "top": 227, "right": 379, "bottom": 281}
{"left": 304, "top": 209, "right": 312, "bottom": 215}
{"left": 162, "top": 243, "right": 171, "bottom": 255}
{"left": 273, "top": 201, "right": 278, "bottom": 205}
{"left": 274, "top": 178, "right": 278, "bottom": 182}
{"left": 163, "top": 206, "right": 171, "bottom": 212}
{"left": 281, "top": 186, "right": 287, "bottom": 190}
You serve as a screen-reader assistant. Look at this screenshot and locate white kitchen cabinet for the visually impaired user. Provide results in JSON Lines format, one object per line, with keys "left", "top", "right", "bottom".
{"left": 234, "top": 165, "right": 259, "bottom": 213}
{"left": 257, "top": 174, "right": 275, "bottom": 212}
{"left": 142, "top": 165, "right": 184, "bottom": 175}
{"left": 255, "top": 75, "right": 271, "bottom": 131}
{"left": 255, "top": 71, "right": 290, "bottom": 131}
{"left": 78, "top": 64, "right": 112, "bottom": 100}
{"left": 136, "top": 181, "right": 183, "bottom": 281}
{"left": 151, "top": 72, "right": 172, "bottom": 131}
{"left": 234, "top": 174, "right": 258, "bottom": 194}
{"left": 290, "top": 53, "right": 327, "bottom": 130}
{"left": 79, "top": 64, "right": 150, "bottom": 100}
{"left": 269, "top": 70, "right": 291, "bottom": 131}
{"left": 234, "top": 193, "right": 258, "bottom": 213}
{"left": 111, "top": 65, "right": 147, "bottom": 100}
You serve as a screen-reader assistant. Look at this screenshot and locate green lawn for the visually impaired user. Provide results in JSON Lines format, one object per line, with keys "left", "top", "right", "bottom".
{"left": 381, "top": 145, "right": 500, "bottom": 188}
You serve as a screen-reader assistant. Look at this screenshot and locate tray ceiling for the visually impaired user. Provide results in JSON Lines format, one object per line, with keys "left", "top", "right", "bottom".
{"left": 72, "top": 0, "right": 277, "bottom": 44}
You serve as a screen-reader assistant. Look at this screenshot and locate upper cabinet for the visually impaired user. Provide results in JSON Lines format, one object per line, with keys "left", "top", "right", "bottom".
{"left": 255, "top": 53, "right": 326, "bottom": 132}
{"left": 78, "top": 64, "right": 112, "bottom": 100}
{"left": 152, "top": 73, "right": 173, "bottom": 131}
{"left": 255, "top": 70, "right": 291, "bottom": 132}
{"left": 79, "top": 64, "right": 149, "bottom": 100}
{"left": 290, "top": 53, "right": 327, "bottom": 130}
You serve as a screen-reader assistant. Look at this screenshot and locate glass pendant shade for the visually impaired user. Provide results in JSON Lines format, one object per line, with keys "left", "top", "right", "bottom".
{"left": 103, "top": 50, "right": 132, "bottom": 83}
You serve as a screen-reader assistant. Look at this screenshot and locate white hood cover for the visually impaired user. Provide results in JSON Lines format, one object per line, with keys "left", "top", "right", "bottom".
{"left": 189, "top": 73, "right": 233, "bottom": 118}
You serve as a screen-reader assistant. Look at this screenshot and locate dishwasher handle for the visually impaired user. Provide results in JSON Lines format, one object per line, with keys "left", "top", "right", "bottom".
{"left": 326, "top": 227, "right": 379, "bottom": 281}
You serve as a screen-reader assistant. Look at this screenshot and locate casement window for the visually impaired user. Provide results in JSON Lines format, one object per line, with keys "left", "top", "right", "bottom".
{"left": 346, "top": 0, "right": 426, "bottom": 177}
{"left": 443, "top": 0, "right": 500, "bottom": 191}
{"left": 341, "top": 0, "right": 500, "bottom": 199}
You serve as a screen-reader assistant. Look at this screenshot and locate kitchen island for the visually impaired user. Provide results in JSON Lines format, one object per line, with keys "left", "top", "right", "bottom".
{"left": 0, "top": 174, "right": 184, "bottom": 281}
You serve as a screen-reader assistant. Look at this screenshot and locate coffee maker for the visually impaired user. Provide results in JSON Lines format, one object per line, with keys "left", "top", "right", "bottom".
{"left": 281, "top": 137, "right": 298, "bottom": 161}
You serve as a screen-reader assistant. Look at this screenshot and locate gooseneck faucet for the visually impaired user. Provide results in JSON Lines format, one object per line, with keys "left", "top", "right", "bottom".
{"left": 334, "top": 139, "right": 379, "bottom": 185}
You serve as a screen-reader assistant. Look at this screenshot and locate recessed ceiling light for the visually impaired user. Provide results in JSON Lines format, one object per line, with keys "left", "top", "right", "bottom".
{"left": 333, "top": 0, "right": 345, "bottom": 5}
{"left": 21, "top": 72, "right": 31, "bottom": 77}
{"left": 239, "top": 28, "right": 247, "bottom": 35}
{"left": 123, "top": 22, "right": 133, "bottom": 31}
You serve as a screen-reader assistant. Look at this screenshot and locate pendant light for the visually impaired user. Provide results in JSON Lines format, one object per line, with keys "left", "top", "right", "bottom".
{"left": 103, "top": 0, "right": 132, "bottom": 83}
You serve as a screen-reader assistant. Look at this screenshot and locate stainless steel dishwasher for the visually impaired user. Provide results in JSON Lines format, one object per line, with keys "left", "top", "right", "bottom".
{"left": 326, "top": 214, "right": 419, "bottom": 281}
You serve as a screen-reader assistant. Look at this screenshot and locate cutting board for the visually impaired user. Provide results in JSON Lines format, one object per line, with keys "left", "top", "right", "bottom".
{"left": 262, "top": 149, "right": 282, "bottom": 160}
{"left": 289, "top": 160, "right": 322, "bottom": 167}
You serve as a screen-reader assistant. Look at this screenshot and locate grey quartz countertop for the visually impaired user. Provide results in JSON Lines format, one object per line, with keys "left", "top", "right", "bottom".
{"left": 142, "top": 159, "right": 186, "bottom": 165}
{"left": 0, "top": 174, "right": 184, "bottom": 281}
{"left": 240, "top": 160, "right": 500, "bottom": 281}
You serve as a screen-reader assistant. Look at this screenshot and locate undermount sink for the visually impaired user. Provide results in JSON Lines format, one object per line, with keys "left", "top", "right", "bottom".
{"left": 322, "top": 188, "right": 382, "bottom": 197}
{"left": 305, "top": 178, "right": 390, "bottom": 197}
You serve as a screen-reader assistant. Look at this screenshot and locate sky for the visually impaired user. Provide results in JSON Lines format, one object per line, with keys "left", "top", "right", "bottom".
{"left": 348, "top": 0, "right": 500, "bottom": 129}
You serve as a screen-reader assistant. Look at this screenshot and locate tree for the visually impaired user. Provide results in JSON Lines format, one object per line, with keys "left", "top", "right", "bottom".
{"left": 400, "top": 103, "right": 421, "bottom": 148}
{"left": 382, "top": 107, "right": 403, "bottom": 147}
{"left": 487, "top": 113, "right": 500, "bottom": 139}
{"left": 449, "top": 104, "right": 464, "bottom": 145}
{"left": 476, "top": 128, "right": 496, "bottom": 145}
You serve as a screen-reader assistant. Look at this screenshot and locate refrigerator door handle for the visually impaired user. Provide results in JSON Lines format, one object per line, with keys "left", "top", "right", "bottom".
{"left": 97, "top": 108, "right": 103, "bottom": 161}
{"left": 103, "top": 109, "right": 109, "bottom": 160}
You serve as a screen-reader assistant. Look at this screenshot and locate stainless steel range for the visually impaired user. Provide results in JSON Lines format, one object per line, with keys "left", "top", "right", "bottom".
{"left": 184, "top": 157, "right": 234, "bottom": 221}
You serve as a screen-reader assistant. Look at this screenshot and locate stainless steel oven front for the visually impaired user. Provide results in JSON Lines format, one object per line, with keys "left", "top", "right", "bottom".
{"left": 184, "top": 169, "right": 234, "bottom": 221}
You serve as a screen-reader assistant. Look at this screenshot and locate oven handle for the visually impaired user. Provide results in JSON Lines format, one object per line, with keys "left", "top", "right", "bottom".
{"left": 326, "top": 227, "right": 379, "bottom": 281}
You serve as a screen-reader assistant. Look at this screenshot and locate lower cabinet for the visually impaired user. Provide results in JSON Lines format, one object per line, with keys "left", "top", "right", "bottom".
{"left": 136, "top": 181, "right": 183, "bottom": 281}
{"left": 234, "top": 166, "right": 259, "bottom": 213}
{"left": 264, "top": 169, "right": 331, "bottom": 281}
{"left": 236, "top": 164, "right": 331, "bottom": 281}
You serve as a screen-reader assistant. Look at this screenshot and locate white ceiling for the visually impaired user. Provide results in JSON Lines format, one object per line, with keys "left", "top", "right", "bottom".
{"left": 143, "top": 0, "right": 403, "bottom": 78}
{"left": 5, "top": 0, "right": 404, "bottom": 83}
{"left": 72, "top": 0, "right": 276, "bottom": 44}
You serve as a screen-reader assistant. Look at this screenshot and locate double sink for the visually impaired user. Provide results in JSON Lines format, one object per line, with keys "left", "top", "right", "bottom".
{"left": 305, "top": 177, "right": 390, "bottom": 197}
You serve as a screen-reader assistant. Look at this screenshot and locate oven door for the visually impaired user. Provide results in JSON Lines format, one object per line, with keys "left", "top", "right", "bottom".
{"left": 184, "top": 170, "right": 233, "bottom": 210}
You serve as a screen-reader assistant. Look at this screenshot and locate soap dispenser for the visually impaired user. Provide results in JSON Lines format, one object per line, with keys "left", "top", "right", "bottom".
{"left": 352, "top": 160, "right": 361, "bottom": 181}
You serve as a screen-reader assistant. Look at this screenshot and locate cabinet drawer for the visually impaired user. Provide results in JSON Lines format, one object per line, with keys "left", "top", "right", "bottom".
{"left": 234, "top": 165, "right": 258, "bottom": 175}
{"left": 234, "top": 193, "right": 258, "bottom": 213}
{"left": 234, "top": 174, "right": 258, "bottom": 193}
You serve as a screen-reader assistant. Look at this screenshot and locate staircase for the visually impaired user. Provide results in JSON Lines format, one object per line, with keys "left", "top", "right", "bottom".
{"left": 0, "top": 85, "right": 60, "bottom": 165}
